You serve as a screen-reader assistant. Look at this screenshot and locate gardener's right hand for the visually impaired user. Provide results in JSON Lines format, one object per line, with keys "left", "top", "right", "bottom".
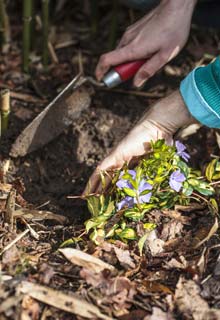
{"left": 96, "top": 0, "right": 197, "bottom": 87}
{"left": 83, "top": 90, "right": 196, "bottom": 195}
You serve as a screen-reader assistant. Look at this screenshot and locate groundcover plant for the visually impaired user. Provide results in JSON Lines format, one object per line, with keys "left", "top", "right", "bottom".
{"left": 85, "top": 140, "right": 220, "bottom": 252}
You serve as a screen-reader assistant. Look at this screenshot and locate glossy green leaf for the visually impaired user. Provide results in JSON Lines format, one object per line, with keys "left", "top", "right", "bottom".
{"left": 138, "top": 233, "right": 150, "bottom": 256}
{"left": 123, "top": 187, "right": 136, "bottom": 197}
{"left": 87, "top": 196, "right": 101, "bottom": 217}
{"left": 205, "top": 159, "right": 217, "bottom": 182}
{"left": 143, "top": 222, "right": 157, "bottom": 230}
{"left": 119, "top": 228, "right": 137, "bottom": 240}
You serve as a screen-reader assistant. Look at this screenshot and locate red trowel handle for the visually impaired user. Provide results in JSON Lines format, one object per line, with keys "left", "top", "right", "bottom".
{"left": 102, "top": 59, "right": 146, "bottom": 88}
{"left": 114, "top": 60, "right": 146, "bottom": 81}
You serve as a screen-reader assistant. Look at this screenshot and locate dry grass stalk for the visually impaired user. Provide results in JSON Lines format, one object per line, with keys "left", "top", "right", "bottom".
{"left": 0, "top": 89, "right": 10, "bottom": 135}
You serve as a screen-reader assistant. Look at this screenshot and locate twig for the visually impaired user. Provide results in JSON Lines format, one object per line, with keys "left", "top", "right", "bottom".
{"left": 36, "top": 15, "right": 59, "bottom": 64}
{"left": 77, "top": 50, "right": 84, "bottom": 75}
{"left": 99, "top": 86, "right": 165, "bottom": 98}
{"left": 22, "top": 0, "right": 33, "bottom": 72}
{"left": 0, "top": 229, "right": 29, "bottom": 256}
{"left": 47, "top": 41, "right": 58, "bottom": 64}
{"left": 5, "top": 188, "right": 16, "bottom": 231}
{"left": 55, "top": 39, "right": 78, "bottom": 49}
{"left": 0, "top": 89, "right": 10, "bottom": 134}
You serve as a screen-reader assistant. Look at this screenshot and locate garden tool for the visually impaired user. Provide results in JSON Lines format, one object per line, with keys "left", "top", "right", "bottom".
{"left": 10, "top": 60, "right": 146, "bottom": 158}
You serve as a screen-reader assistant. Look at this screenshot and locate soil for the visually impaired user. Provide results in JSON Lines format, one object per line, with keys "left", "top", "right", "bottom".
{"left": 1, "top": 1, "right": 220, "bottom": 319}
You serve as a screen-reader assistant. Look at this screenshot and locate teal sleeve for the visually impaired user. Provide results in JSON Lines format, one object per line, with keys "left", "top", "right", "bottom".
{"left": 180, "top": 57, "right": 220, "bottom": 128}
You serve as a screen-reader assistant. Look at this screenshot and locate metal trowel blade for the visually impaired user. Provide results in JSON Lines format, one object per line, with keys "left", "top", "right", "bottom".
{"left": 10, "top": 75, "right": 91, "bottom": 158}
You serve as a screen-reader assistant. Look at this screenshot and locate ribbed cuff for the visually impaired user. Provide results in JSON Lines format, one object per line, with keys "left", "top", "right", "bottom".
{"left": 180, "top": 66, "right": 220, "bottom": 128}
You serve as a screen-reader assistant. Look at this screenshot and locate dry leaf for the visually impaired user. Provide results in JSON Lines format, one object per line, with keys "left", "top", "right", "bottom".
{"left": 147, "top": 230, "right": 164, "bottom": 256}
{"left": 14, "top": 208, "right": 68, "bottom": 224}
{"left": 59, "top": 248, "right": 115, "bottom": 272}
{"left": 193, "top": 217, "right": 218, "bottom": 249}
{"left": 175, "top": 277, "right": 220, "bottom": 320}
{"left": 112, "top": 246, "right": 135, "bottom": 269}
{"left": 18, "top": 281, "right": 113, "bottom": 320}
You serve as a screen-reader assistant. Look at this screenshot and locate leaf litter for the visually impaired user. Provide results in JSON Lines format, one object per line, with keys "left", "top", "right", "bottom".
{"left": 1, "top": 4, "right": 220, "bottom": 319}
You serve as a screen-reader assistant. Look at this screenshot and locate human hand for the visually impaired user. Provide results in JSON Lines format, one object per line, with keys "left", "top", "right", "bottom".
{"left": 84, "top": 90, "right": 196, "bottom": 195}
{"left": 96, "top": 0, "right": 197, "bottom": 87}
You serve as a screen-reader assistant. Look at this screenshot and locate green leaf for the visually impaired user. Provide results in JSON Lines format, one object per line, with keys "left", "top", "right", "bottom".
{"left": 89, "top": 228, "right": 105, "bottom": 245}
{"left": 194, "top": 182, "right": 214, "bottom": 196}
{"left": 103, "top": 200, "right": 115, "bottom": 217}
{"left": 135, "top": 167, "right": 143, "bottom": 184}
{"left": 177, "top": 160, "right": 190, "bottom": 177}
{"left": 59, "top": 237, "right": 83, "bottom": 248}
{"left": 205, "top": 159, "right": 217, "bottom": 182}
{"left": 85, "top": 219, "right": 99, "bottom": 232}
{"left": 118, "top": 228, "right": 137, "bottom": 240}
{"left": 123, "top": 187, "right": 136, "bottom": 197}
{"left": 87, "top": 196, "right": 101, "bottom": 217}
{"left": 182, "top": 182, "right": 193, "bottom": 196}
{"left": 143, "top": 223, "right": 157, "bottom": 230}
{"left": 188, "top": 178, "right": 200, "bottom": 187}
{"left": 209, "top": 198, "right": 219, "bottom": 214}
{"left": 124, "top": 209, "right": 144, "bottom": 221}
{"left": 138, "top": 233, "right": 150, "bottom": 256}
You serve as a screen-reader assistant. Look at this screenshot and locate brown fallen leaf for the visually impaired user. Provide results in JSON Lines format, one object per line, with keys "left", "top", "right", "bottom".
{"left": 142, "top": 280, "right": 173, "bottom": 295}
{"left": 80, "top": 268, "right": 136, "bottom": 312}
{"left": 101, "top": 243, "right": 135, "bottom": 270}
{"left": 147, "top": 230, "right": 164, "bottom": 256}
{"left": 161, "top": 220, "right": 183, "bottom": 241}
{"left": 21, "top": 295, "right": 40, "bottom": 320}
{"left": 59, "top": 248, "right": 115, "bottom": 272}
{"left": 14, "top": 208, "right": 68, "bottom": 224}
{"left": 175, "top": 277, "right": 220, "bottom": 320}
{"left": 18, "top": 281, "right": 113, "bottom": 320}
{"left": 193, "top": 217, "right": 218, "bottom": 249}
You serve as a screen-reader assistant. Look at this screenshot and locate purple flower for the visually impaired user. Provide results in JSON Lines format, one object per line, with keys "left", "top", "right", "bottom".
{"left": 134, "top": 179, "right": 152, "bottom": 204}
{"left": 175, "top": 140, "right": 190, "bottom": 162}
{"left": 169, "top": 169, "right": 186, "bottom": 192}
{"left": 116, "top": 170, "right": 136, "bottom": 189}
{"left": 117, "top": 196, "right": 134, "bottom": 210}
{"left": 116, "top": 176, "right": 153, "bottom": 210}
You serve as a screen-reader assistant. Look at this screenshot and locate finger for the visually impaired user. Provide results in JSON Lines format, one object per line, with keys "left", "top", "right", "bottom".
{"left": 83, "top": 152, "right": 124, "bottom": 195}
{"left": 95, "top": 45, "right": 145, "bottom": 81}
{"left": 133, "top": 51, "right": 166, "bottom": 87}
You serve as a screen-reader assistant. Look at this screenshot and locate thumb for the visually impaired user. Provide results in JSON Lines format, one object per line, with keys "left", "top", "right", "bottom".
{"left": 133, "top": 52, "right": 165, "bottom": 87}
{"left": 95, "top": 45, "right": 145, "bottom": 81}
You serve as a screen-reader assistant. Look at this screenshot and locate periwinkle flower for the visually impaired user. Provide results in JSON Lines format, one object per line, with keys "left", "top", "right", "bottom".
{"left": 117, "top": 196, "right": 134, "bottom": 210}
{"left": 134, "top": 179, "right": 152, "bottom": 204}
{"left": 116, "top": 170, "right": 136, "bottom": 189}
{"left": 169, "top": 169, "right": 186, "bottom": 192}
{"left": 175, "top": 140, "right": 190, "bottom": 162}
{"left": 116, "top": 175, "right": 153, "bottom": 210}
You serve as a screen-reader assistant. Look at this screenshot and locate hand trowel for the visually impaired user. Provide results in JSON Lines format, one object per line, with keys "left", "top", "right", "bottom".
{"left": 10, "top": 59, "right": 145, "bottom": 158}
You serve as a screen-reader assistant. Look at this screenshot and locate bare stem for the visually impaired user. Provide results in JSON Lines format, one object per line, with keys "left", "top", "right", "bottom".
{"left": 23, "top": 0, "right": 33, "bottom": 73}
{"left": 0, "top": 89, "right": 10, "bottom": 134}
{"left": 42, "top": 0, "right": 50, "bottom": 68}
{"left": 0, "top": 0, "right": 10, "bottom": 52}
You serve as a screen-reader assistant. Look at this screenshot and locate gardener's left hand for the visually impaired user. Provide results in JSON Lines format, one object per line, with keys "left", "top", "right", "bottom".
{"left": 83, "top": 90, "right": 196, "bottom": 195}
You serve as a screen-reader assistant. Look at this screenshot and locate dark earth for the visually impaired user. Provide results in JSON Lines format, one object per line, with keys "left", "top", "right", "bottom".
{"left": 1, "top": 1, "right": 220, "bottom": 319}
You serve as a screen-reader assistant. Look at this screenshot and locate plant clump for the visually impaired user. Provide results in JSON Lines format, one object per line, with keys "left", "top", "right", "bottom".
{"left": 85, "top": 140, "right": 219, "bottom": 250}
